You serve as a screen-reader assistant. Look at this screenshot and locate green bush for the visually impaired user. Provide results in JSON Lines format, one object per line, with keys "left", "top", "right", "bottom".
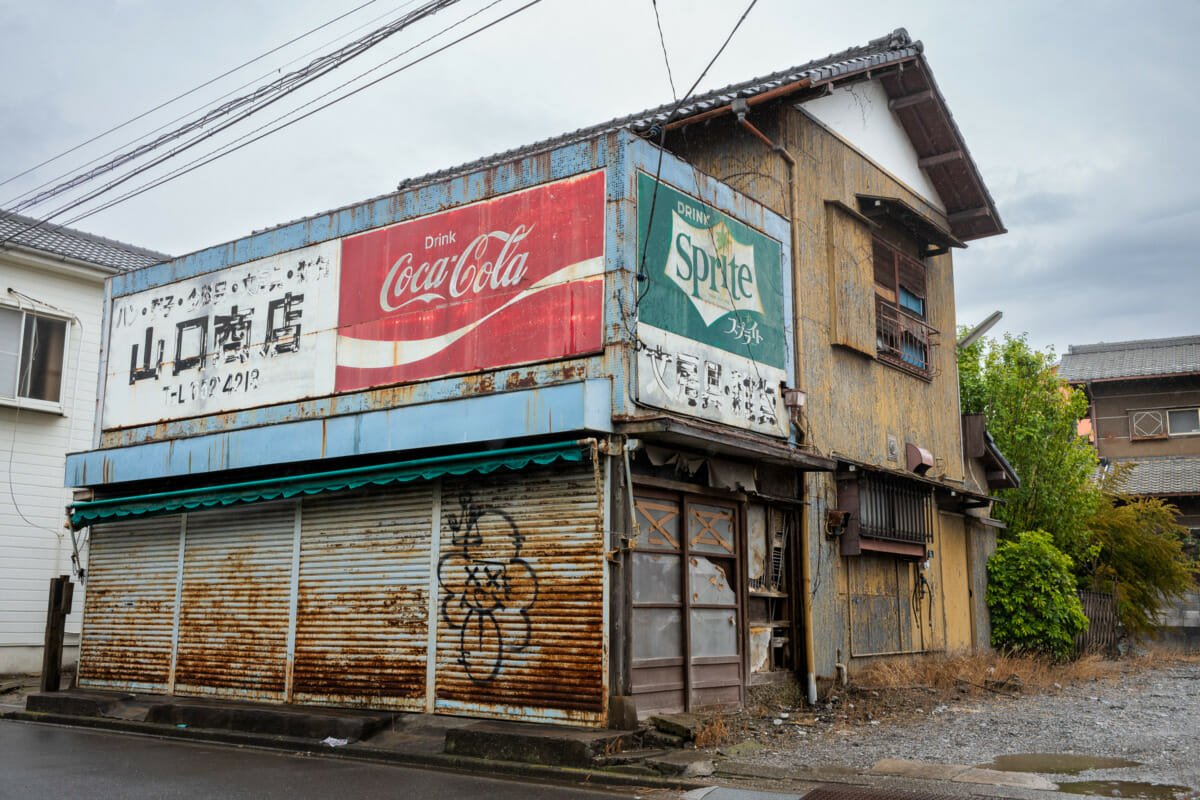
{"left": 986, "top": 530, "right": 1088, "bottom": 660}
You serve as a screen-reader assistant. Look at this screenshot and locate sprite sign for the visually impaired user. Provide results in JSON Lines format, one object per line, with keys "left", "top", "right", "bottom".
{"left": 635, "top": 173, "right": 788, "bottom": 437}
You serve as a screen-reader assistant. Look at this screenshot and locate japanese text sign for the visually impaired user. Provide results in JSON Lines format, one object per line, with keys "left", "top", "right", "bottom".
{"left": 102, "top": 242, "right": 339, "bottom": 429}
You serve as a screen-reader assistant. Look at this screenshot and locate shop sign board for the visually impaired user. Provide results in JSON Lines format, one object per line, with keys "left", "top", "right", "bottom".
{"left": 101, "top": 171, "right": 606, "bottom": 429}
{"left": 103, "top": 242, "right": 339, "bottom": 429}
{"left": 335, "top": 170, "right": 605, "bottom": 392}
{"left": 635, "top": 173, "right": 788, "bottom": 437}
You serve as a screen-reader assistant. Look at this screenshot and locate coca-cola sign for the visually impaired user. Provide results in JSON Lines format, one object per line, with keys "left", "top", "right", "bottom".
{"left": 336, "top": 171, "right": 606, "bottom": 391}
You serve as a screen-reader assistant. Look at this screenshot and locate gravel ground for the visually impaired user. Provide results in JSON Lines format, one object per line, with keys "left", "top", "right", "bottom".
{"left": 730, "top": 658, "right": 1200, "bottom": 797}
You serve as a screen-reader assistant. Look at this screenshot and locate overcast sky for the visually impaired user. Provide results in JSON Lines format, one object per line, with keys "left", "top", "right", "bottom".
{"left": 2, "top": 0, "right": 1196, "bottom": 358}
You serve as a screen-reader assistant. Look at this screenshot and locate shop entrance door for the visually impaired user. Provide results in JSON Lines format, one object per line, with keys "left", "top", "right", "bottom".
{"left": 630, "top": 490, "right": 742, "bottom": 715}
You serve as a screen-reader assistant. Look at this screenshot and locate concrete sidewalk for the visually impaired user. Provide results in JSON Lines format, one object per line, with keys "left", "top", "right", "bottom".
{"left": 2, "top": 688, "right": 1068, "bottom": 799}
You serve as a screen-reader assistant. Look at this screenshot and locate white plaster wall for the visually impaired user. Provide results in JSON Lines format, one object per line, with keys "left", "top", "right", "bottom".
{"left": 802, "top": 79, "right": 946, "bottom": 213}
{"left": 0, "top": 256, "right": 104, "bottom": 674}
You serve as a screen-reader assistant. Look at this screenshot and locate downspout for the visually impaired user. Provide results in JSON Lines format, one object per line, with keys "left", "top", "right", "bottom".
{"left": 730, "top": 98, "right": 818, "bottom": 705}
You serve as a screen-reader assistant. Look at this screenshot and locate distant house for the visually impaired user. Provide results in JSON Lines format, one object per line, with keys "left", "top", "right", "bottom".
{"left": 1059, "top": 335, "right": 1200, "bottom": 645}
{"left": 63, "top": 28, "right": 1009, "bottom": 725}
{"left": 0, "top": 212, "right": 166, "bottom": 674}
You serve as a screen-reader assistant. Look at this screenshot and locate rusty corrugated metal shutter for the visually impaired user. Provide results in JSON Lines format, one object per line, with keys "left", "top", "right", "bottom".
{"left": 292, "top": 487, "right": 433, "bottom": 710}
{"left": 434, "top": 462, "right": 606, "bottom": 725}
{"left": 77, "top": 516, "right": 182, "bottom": 692}
{"left": 173, "top": 503, "right": 295, "bottom": 700}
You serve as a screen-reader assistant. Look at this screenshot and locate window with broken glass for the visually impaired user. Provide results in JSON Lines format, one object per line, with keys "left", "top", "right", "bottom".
{"left": 873, "top": 237, "right": 937, "bottom": 379}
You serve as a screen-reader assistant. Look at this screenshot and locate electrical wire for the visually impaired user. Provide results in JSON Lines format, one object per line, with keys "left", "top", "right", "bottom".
{"left": 54, "top": 0, "right": 541, "bottom": 230}
{"left": 0, "top": 1, "right": 388, "bottom": 196}
{"left": 650, "top": 0, "right": 677, "bottom": 102}
{"left": 2, "top": 0, "right": 419, "bottom": 210}
{"left": 3, "top": 0, "right": 464, "bottom": 221}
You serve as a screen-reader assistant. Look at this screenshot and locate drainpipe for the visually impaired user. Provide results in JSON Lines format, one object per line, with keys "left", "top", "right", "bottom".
{"left": 730, "top": 99, "right": 819, "bottom": 704}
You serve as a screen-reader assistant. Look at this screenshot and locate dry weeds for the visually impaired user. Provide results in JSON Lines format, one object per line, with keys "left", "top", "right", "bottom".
{"left": 694, "top": 714, "right": 730, "bottom": 748}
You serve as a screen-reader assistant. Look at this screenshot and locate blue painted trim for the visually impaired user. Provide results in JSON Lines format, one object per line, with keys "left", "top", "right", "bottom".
{"left": 66, "top": 380, "right": 613, "bottom": 487}
{"left": 111, "top": 138, "right": 618, "bottom": 297}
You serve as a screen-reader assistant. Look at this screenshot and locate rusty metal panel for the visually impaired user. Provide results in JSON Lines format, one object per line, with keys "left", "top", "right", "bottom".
{"left": 434, "top": 462, "right": 605, "bottom": 726}
{"left": 847, "top": 553, "right": 922, "bottom": 657}
{"left": 173, "top": 503, "right": 295, "bottom": 700}
{"left": 77, "top": 517, "right": 181, "bottom": 692}
{"left": 291, "top": 487, "right": 433, "bottom": 710}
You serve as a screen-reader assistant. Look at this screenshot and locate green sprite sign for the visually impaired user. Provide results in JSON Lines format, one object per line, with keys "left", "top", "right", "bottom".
{"left": 636, "top": 173, "right": 788, "bottom": 437}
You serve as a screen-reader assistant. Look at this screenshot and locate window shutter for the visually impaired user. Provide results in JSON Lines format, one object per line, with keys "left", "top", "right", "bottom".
{"left": 872, "top": 239, "right": 897, "bottom": 290}
{"left": 826, "top": 203, "right": 875, "bottom": 356}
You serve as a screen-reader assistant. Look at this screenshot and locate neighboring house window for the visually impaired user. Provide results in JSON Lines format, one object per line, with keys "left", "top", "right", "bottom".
{"left": 0, "top": 306, "right": 69, "bottom": 408}
{"left": 873, "top": 237, "right": 936, "bottom": 378}
{"left": 1129, "top": 408, "right": 1200, "bottom": 439}
{"left": 1167, "top": 408, "right": 1200, "bottom": 436}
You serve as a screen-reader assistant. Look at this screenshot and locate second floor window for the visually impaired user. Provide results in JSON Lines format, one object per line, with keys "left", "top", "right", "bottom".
{"left": 0, "top": 306, "right": 69, "bottom": 408}
{"left": 873, "top": 238, "right": 937, "bottom": 378}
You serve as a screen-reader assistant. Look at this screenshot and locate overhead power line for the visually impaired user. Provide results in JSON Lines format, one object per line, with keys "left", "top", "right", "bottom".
{"left": 0, "top": 0, "right": 386, "bottom": 195}
{"left": 4, "top": 0, "right": 463, "bottom": 217}
{"left": 56, "top": 0, "right": 542, "bottom": 231}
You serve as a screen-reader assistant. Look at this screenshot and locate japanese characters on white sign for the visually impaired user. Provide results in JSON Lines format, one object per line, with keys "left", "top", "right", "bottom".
{"left": 102, "top": 242, "right": 339, "bottom": 429}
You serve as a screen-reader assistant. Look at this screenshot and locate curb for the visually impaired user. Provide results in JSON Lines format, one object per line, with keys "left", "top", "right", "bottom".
{"left": 0, "top": 709, "right": 709, "bottom": 793}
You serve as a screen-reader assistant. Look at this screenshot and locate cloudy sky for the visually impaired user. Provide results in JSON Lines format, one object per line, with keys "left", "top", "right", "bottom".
{"left": 2, "top": 0, "right": 1196, "bottom": 357}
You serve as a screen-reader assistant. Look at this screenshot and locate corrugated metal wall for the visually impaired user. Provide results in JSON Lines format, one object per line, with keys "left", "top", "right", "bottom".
{"left": 77, "top": 462, "right": 606, "bottom": 724}
{"left": 78, "top": 517, "right": 181, "bottom": 692}
{"left": 173, "top": 504, "right": 295, "bottom": 699}
{"left": 293, "top": 488, "right": 432, "bottom": 709}
{"left": 434, "top": 464, "right": 605, "bottom": 724}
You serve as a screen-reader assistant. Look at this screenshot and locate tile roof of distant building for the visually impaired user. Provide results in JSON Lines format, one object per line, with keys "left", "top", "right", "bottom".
{"left": 1111, "top": 456, "right": 1200, "bottom": 496}
{"left": 1, "top": 211, "right": 169, "bottom": 273}
{"left": 1059, "top": 336, "right": 1200, "bottom": 382}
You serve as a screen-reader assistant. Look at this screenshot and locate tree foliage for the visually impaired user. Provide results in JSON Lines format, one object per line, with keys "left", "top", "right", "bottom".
{"left": 986, "top": 530, "right": 1088, "bottom": 660}
{"left": 957, "top": 333, "right": 1098, "bottom": 561}
{"left": 1077, "top": 464, "right": 1198, "bottom": 636}
{"left": 959, "top": 332, "right": 1198, "bottom": 643}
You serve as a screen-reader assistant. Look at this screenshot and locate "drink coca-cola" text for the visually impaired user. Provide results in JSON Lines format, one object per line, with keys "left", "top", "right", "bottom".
{"left": 378, "top": 225, "right": 534, "bottom": 312}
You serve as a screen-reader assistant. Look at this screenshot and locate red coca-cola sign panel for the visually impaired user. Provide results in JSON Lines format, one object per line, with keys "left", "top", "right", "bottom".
{"left": 336, "top": 170, "right": 605, "bottom": 392}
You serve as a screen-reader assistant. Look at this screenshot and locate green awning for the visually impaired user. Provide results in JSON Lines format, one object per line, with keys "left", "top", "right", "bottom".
{"left": 70, "top": 440, "right": 589, "bottom": 529}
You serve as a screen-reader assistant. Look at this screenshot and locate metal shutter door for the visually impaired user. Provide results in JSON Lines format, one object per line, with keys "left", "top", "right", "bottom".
{"left": 173, "top": 503, "right": 295, "bottom": 700}
{"left": 434, "top": 462, "right": 605, "bottom": 725}
{"left": 292, "top": 487, "right": 432, "bottom": 710}
{"left": 77, "top": 516, "right": 182, "bottom": 692}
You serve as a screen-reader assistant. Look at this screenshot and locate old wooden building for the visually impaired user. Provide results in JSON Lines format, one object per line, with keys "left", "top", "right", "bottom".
{"left": 65, "top": 29, "right": 1006, "bottom": 726}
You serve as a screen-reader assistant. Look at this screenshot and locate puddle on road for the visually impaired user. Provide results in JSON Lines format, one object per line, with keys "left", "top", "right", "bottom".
{"left": 980, "top": 753, "right": 1142, "bottom": 774}
{"left": 1055, "top": 779, "right": 1193, "bottom": 798}
{"left": 977, "top": 754, "right": 1193, "bottom": 798}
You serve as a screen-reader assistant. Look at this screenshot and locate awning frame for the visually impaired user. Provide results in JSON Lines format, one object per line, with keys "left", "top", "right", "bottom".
{"left": 69, "top": 440, "right": 590, "bottom": 529}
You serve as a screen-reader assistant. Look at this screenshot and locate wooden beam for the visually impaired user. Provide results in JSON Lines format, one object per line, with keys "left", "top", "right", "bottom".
{"left": 948, "top": 207, "right": 991, "bottom": 224}
{"left": 664, "top": 78, "right": 812, "bottom": 131}
{"left": 887, "top": 89, "right": 934, "bottom": 110}
{"left": 918, "top": 150, "right": 964, "bottom": 169}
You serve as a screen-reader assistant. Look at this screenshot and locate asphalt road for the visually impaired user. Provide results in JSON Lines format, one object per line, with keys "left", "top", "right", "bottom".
{"left": 0, "top": 719, "right": 646, "bottom": 800}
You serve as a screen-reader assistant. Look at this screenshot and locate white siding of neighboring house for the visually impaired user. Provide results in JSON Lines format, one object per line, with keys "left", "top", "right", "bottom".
{"left": 0, "top": 254, "right": 107, "bottom": 674}
{"left": 801, "top": 78, "right": 947, "bottom": 213}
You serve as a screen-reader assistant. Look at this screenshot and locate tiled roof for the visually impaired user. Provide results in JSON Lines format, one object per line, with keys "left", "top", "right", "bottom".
{"left": 1059, "top": 336, "right": 1200, "bottom": 382}
{"left": 1, "top": 211, "right": 168, "bottom": 272}
{"left": 1113, "top": 456, "right": 1200, "bottom": 496}
{"left": 397, "top": 29, "right": 921, "bottom": 193}
{"left": 390, "top": 28, "right": 1002, "bottom": 241}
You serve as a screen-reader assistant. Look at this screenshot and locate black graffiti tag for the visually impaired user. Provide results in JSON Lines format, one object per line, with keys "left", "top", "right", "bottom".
{"left": 437, "top": 498, "right": 538, "bottom": 685}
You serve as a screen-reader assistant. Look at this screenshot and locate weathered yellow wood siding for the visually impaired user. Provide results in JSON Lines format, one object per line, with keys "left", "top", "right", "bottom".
{"left": 670, "top": 101, "right": 971, "bottom": 677}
